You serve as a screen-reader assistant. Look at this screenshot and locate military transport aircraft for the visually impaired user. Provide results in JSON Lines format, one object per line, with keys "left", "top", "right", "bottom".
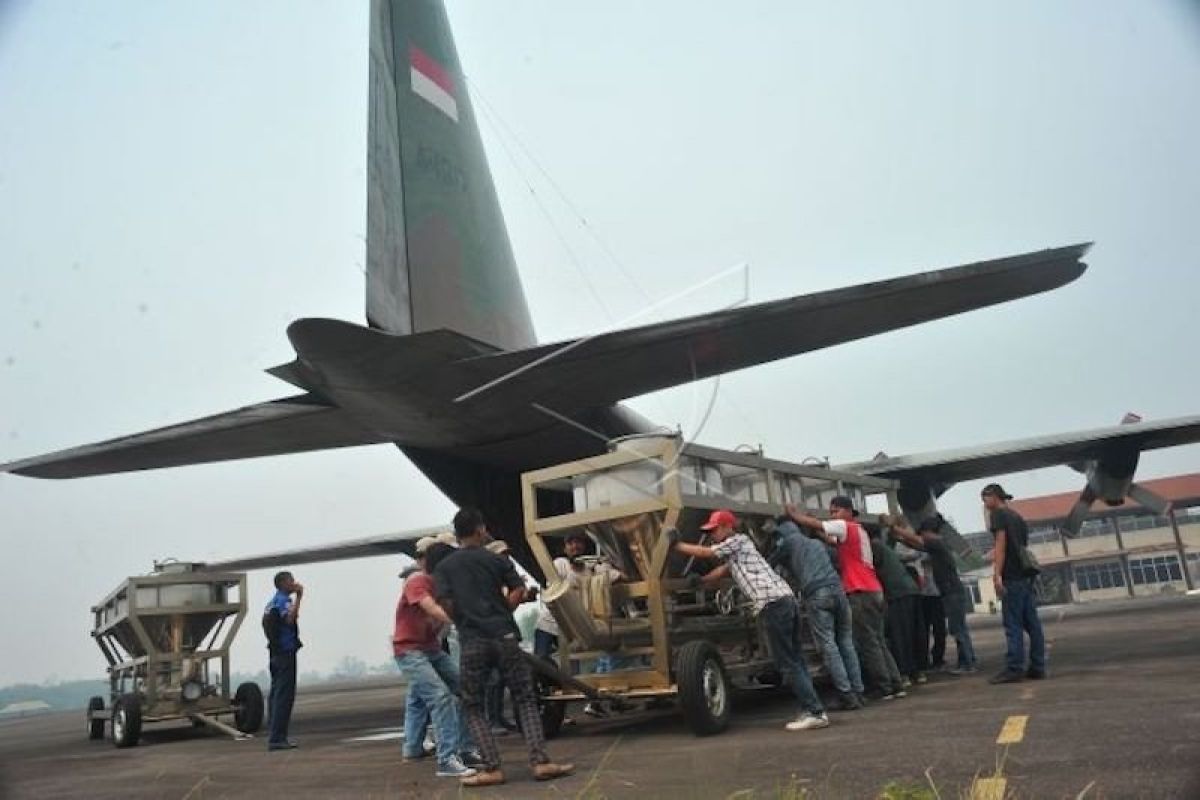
{"left": 4, "top": 0, "right": 1200, "bottom": 570}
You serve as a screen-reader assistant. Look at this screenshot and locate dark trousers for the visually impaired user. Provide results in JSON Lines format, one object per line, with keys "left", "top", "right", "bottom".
{"left": 533, "top": 629, "right": 558, "bottom": 659}
{"left": 849, "top": 591, "right": 903, "bottom": 694}
{"left": 1002, "top": 578, "right": 1046, "bottom": 673}
{"left": 922, "top": 595, "right": 947, "bottom": 668}
{"left": 267, "top": 650, "right": 297, "bottom": 745}
{"left": 460, "top": 636, "right": 548, "bottom": 772}
{"left": 760, "top": 597, "right": 823, "bottom": 715}
{"left": 885, "top": 595, "right": 920, "bottom": 678}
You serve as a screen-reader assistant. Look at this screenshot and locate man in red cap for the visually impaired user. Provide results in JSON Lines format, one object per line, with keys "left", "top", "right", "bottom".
{"left": 670, "top": 509, "right": 830, "bottom": 731}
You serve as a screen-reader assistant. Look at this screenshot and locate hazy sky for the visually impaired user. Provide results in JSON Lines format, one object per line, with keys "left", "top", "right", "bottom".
{"left": 1, "top": 1, "right": 1198, "bottom": 686}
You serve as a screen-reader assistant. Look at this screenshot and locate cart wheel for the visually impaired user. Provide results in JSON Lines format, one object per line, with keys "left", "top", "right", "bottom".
{"left": 233, "top": 682, "right": 264, "bottom": 733}
{"left": 513, "top": 656, "right": 568, "bottom": 739}
{"left": 86, "top": 696, "right": 105, "bottom": 740}
{"left": 111, "top": 694, "right": 142, "bottom": 748}
{"left": 676, "top": 641, "right": 730, "bottom": 736}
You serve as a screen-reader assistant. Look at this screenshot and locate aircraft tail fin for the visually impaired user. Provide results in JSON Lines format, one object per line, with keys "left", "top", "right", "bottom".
{"left": 366, "top": 0, "right": 536, "bottom": 351}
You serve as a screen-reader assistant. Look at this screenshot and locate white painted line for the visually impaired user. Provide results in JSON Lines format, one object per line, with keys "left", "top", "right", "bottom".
{"left": 344, "top": 727, "right": 405, "bottom": 743}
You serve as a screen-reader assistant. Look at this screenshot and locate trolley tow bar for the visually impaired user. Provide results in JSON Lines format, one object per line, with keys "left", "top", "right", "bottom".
{"left": 188, "top": 713, "right": 253, "bottom": 741}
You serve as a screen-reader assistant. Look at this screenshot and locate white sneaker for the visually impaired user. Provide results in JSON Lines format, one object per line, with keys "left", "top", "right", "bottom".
{"left": 436, "top": 755, "right": 477, "bottom": 778}
{"left": 785, "top": 713, "right": 830, "bottom": 731}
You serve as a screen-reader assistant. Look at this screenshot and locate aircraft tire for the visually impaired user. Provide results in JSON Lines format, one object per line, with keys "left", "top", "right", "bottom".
{"left": 86, "top": 696, "right": 105, "bottom": 740}
{"left": 233, "top": 682, "right": 264, "bottom": 733}
{"left": 676, "top": 641, "right": 731, "bottom": 736}
{"left": 111, "top": 694, "right": 142, "bottom": 748}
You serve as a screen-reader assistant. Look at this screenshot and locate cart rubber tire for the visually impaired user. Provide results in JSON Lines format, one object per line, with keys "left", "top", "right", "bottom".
{"left": 86, "top": 696, "right": 105, "bottom": 740}
{"left": 111, "top": 694, "right": 142, "bottom": 748}
{"left": 676, "top": 641, "right": 731, "bottom": 736}
{"left": 513, "top": 656, "right": 567, "bottom": 739}
{"left": 233, "top": 682, "right": 264, "bottom": 734}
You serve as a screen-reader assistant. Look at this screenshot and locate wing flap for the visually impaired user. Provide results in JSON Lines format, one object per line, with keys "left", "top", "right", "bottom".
{"left": 843, "top": 414, "right": 1200, "bottom": 485}
{"left": 2, "top": 395, "right": 389, "bottom": 479}
{"left": 197, "top": 525, "right": 449, "bottom": 572}
{"left": 448, "top": 244, "right": 1090, "bottom": 410}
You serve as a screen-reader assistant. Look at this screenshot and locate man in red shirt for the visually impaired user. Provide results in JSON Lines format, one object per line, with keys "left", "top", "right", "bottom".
{"left": 788, "top": 496, "right": 906, "bottom": 700}
{"left": 393, "top": 543, "right": 478, "bottom": 779}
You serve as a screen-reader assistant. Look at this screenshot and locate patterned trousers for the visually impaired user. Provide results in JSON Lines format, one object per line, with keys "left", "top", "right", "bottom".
{"left": 459, "top": 635, "right": 548, "bottom": 771}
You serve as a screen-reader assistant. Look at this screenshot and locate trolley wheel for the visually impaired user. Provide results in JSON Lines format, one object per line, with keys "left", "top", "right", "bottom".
{"left": 514, "top": 655, "right": 568, "bottom": 739}
{"left": 86, "top": 696, "right": 105, "bottom": 740}
{"left": 111, "top": 694, "right": 142, "bottom": 748}
{"left": 676, "top": 641, "right": 731, "bottom": 736}
{"left": 233, "top": 682, "right": 264, "bottom": 733}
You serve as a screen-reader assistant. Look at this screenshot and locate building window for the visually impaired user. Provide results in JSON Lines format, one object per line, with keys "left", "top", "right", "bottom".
{"left": 1078, "top": 518, "right": 1113, "bottom": 538}
{"left": 1128, "top": 555, "right": 1183, "bottom": 585}
{"left": 1075, "top": 561, "right": 1125, "bottom": 591}
{"left": 1029, "top": 525, "right": 1060, "bottom": 545}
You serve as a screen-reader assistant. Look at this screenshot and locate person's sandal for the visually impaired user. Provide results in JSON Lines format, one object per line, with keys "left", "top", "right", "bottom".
{"left": 461, "top": 769, "right": 505, "bottom": 787}
{"left": 533, "top": 762, "right": 576, "bottom": 781}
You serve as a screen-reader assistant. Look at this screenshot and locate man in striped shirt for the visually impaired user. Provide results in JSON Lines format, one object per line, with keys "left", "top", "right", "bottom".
{"left": 671, "top": 509, "right": 830, "bottom": 731}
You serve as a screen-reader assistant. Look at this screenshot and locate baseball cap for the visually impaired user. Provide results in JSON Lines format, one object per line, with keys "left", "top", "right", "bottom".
{"left": 414, "top": 536, "right": 438, "bottom": 555}
{"left": 829, "top": 495, "right": 859, "bottom": 517}
{"left": 436, "top": 531, "right": 460, "bottom": 548}
{"left": 981, "top": 483, "right": 1013, "bottom": 501}
{"left": 700, "top": 509, "right": 737, "bottom": 530}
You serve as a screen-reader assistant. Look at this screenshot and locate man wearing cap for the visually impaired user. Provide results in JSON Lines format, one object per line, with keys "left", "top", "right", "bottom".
{"left": 769, "top": 513, "right": 865, "bottom": 710}
{"left": 434, "top": 508, "right": 574, "bottom": 787}
{"left": 890, "top": 516, "right": 977, "bottom": 674}
{"left": 788, "top": 497, "right": 906, "bottom": 700}
{"left": 982, "top": 484, "right": 1046, "bottom": 684}
{"left": 671, "top": 509, "right": 831, "bottom": 731}
{"left": 393, "top": 541, "right": 478, "bottom": 778}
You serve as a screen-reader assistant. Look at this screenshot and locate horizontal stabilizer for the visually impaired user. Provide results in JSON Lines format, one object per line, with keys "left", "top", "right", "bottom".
{"left": 1, "top": 395, "right": 388, "bottom": 479}
{"left": 446, "top": 244, "right": 1091, "bottom": 411}
{"left": 197, "top": 525, "right": 448, "bottom": 572}
{"left": 844, "top": 414, "right": 1200, "bottom": 486}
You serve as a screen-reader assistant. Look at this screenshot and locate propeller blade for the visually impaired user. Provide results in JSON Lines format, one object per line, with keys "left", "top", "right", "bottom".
{"left": 1060, "top": 485, "right": 1097, "bottom": 538}
{"left": 1127, "top": 482, "right": 1172, "bottom": 516}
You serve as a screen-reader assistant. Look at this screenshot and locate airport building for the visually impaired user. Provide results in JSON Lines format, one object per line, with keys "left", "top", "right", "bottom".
{"left": 961, "top": 473, "right": 1200, "bottom": 606}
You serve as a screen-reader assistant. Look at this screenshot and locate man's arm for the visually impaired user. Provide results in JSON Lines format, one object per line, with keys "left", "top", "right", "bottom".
{"left": 286, "top": 584, "right": 304, "bottom": 624}
{"left": 674, "top": 541, "right": 719, "bottom": 560}
{"left": 992, "top": 530, "right": 1007, "bottom": 593}
{"left": 784, "top": 503, "right": 826, "bottom": 534}
{"left": 889, "top": 523, "right": 923, "bottom": 550}
{"left": 700, "top": 563, "right": 731, "bottom": 587}
{"left": 417, "top": 594, "right": 453, "bottom": 626}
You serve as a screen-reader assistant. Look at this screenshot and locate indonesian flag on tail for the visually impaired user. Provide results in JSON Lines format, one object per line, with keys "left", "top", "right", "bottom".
{"left": 410, "top": 44, "right": 458, "bottom": 122}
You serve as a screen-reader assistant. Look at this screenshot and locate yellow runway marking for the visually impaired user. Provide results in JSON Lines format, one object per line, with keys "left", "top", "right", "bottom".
{"left": 997, "top": 714, "right": 1028, "bottom": 744}
{"left": 971, "top": 776, "right": 1007, "bottom": 800}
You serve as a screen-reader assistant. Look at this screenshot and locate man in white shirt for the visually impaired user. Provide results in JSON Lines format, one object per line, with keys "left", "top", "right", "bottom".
{"left": 670, "top": 509, "right": 830, "bottom": 731}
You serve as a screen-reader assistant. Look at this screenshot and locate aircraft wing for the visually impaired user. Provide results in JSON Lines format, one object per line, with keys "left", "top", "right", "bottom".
{"left": 1, "top": 395, "right": 388, "bottom": 479}
{"left": 840, "top": 414, "right": 1200, "bottom": 485}
{"left": 197, "top": 525, "right": 449, "bottom": 572}
{"left": 447, "top": 244, "right": 1090, "bottom": 411}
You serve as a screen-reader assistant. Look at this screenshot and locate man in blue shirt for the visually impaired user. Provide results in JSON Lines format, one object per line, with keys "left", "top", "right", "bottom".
{"left": 772, "top": 511, "right": 865, "bottom": 710}
{"left": 262, "top": 570, "right": 303, "bottom": 751}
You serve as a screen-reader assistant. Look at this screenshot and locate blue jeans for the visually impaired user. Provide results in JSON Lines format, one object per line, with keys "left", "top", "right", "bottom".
{"left": 394, "top": 649, "right": 472, "bottom": 768}
{"left": 267, "top": 650, "right": 297, "bottom": 745}
{"left": 805, "top": 586, "right": 863, "bottom": 694}
{"left": 943, "top": 590, "right": 977, "bottom": 668}
{"left": 402, "top": 690, "right": 430, "bottom": 759}
{"left": 761, "top": 597, "right": 823, "bottom": 715}
{"left": 1001, "top": 578, "right": 1046, "bottom": 673}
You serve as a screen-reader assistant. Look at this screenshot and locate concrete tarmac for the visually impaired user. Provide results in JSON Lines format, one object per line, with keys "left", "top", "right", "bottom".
{"left": 1, "top": 594, "right": 1197, "bottom": 799}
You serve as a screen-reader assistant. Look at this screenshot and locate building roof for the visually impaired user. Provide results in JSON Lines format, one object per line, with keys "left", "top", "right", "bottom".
{"left": 1008, "top": 473, "right": 1200, "bottom": 523}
